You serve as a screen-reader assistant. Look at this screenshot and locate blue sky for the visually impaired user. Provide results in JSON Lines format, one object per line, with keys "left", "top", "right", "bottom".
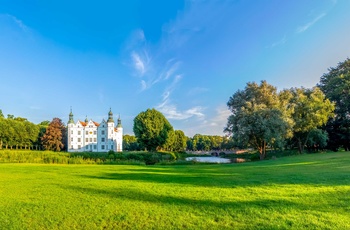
{"left": 1, "top": 0, "right": 350, "bottom": 136}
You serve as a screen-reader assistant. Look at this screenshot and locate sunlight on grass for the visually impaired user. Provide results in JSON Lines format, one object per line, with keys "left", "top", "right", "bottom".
{"left": 1, "top": 152, "right": 350, "bottom": 229}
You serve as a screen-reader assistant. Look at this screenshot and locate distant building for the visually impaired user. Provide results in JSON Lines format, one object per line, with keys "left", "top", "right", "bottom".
{"left": 67, "top": 109, "right": 123, "bottom": 152}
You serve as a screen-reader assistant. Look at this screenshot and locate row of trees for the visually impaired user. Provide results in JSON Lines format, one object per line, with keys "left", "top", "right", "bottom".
{"left": 0, "top": 111, "right": 66, "bottom": 151}
{"left": 123, "top": 133, "right": 235, "bottom": 152}
{"left": 225, "top": 81, "right": 334, "bottom": 159}
{"left": 225, "top": 58, "right": 350, "bottom": 159}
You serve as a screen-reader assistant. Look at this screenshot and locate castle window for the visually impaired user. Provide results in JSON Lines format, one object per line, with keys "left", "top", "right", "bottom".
{"left": 102, "top": 130, "right": 105, "bottom": 135}
{"left": 94, "top": 131, "right": 97, "bottom": 135}
{"left": 71, "top": 130, "right": 73, "bottom": 134}
{"left": 71, "top": 145, "right": 73, "bottom": 149}
{"left": 101, "top": 145, "right": 105, "bottom": 150}
{"left": 86, "top": 131, "right": 88, "bottom": 135}
{"left": 111, "top": 145, "right": 113, "bottom": 150}
{"left": 101, "top": 138, "right": 105, "bottom": 142}
{"left": 94, "top": 145, "right": 96, "bottom": 149}
{"left": 78, "top": 131, "right": 81, "bottom": 135}
{"left": 78, "top": 138, "right": 81, "bottom": 142}
{"left": 86, "top": 138, "right": 88, "bottom": 142}
{"left": 94, "top": 138, "right": 96, "bottom": 142}
{"left": 78, "top": 145, "right": 81, "bottom": 149}
{"left": 71, "top": 138, "right": 73, "bottom": 142}
{"left": 85, "top": 146, "right": 88, "bottom": 150}
{"left": 90, "top": 138, "right": 92, "bottom": 142}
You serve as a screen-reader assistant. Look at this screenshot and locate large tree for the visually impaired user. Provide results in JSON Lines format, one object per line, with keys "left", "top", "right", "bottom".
{"left": 318, "top": 58, "right": 350, "bottom": 150}
{"left": 287, "top": 87, "right": 334, "bottom": 153}
{"left": 225, "top": 81, "right": 291, "bottom": 160}
{"left": 41, "top": 118, "right": 66, "bottom": 151}
{"left": 133, "top": 108, "right": 173, "bottom": 151}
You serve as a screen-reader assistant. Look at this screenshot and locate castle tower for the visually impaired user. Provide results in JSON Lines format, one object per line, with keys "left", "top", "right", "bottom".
{"left": 68, "top": 107, "right": 75, "bottom": 124}
{"left": 116, "top": 115, "right": 123, "bottom": 152}
{"left": 107, "top": 108, "right": 114, "bottom": 123}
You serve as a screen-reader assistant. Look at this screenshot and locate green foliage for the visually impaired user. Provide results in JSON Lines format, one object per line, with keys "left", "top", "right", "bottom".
{"left": 123, "top": 134, "right": 141, "bottom": 151}
{"left": 0, "top": 115, "right": 40, "bottom": 150}
{"left": 0, "top": 150, "right": 178, "bottom": 165}
{"left": 318, "top": 58, "right": 350, "bottom": 150}
{"left": 173, "top": 130, "right": 187, "bottom": 152}
{"left": 1, "top": 152, "right": 350, "bottom": 229}
{"left": 287, "top": 87, "right": 334, "bottom": 153}
{"left": 226, "top": 81, "right": 291, "bottom": 159}
{"left": 133, "top": 108, "right": 173, "bottom": 151}
{"left": 306, "top": 129, "right": 328, "bottom": 152}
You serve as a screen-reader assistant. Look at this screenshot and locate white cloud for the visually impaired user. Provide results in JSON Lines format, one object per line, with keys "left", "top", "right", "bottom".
{"left": 131, "top": 51, "right": 146, "bottom": 76}
{"left": 158, "top": 101, "right": 205, "bottom": 120}
{"left": 182, "top": 104, "right": 231, "bottom": 136}
{"left": 296, "top": 13, "right": 326, "bottom": 33}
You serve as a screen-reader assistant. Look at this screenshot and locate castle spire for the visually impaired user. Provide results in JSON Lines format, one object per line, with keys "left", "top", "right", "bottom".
{"left": 107, "top": 108, "right": 114, "bottom": 123}
{"left": 117, "top": 114, "right": 122, "bottom": 128}
{"left": 68, "top": 107, "right": 75, "bottom": 124}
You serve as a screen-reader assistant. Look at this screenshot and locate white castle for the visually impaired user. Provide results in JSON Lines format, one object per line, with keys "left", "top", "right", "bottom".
{"left": 67, "top": 109, "right": 123, "bottom": 152}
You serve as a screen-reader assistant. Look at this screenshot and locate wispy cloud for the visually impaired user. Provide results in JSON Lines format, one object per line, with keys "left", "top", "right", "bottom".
{"left": 183, "top": 104, "right": 230, "bottom": 136}
{"left": 156, "top": 74, "right": 205, "bottom": 121}
{"left": 152, "top": 59, "right": 181, "bottom": 85}
{"left": 131, "top": 51, "right": 147, "bottom": 76}
{"left": 268, "top": 35, "right": 287, "bottom": 48}
{"left": 5, "top": 14, "right": 29, "bottom": 32}
{"left": 296, "top": 13, "right": 326, "bottom": 33}
{"left": 140, "top": 80, "right": 147, "bottom": 91}
{"left": 158, "top": 102, "right": 205, "bottom": 120}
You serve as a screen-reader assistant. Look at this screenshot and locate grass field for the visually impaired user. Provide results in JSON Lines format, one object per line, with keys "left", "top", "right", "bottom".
{"left": 1, "top": 152, "right": 350, "bottom": 229}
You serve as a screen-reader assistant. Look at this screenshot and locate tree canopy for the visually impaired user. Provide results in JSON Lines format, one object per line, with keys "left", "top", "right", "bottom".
{"left": 0, "top": 114, "right": 40, "bottom": 150}
{"left": 225, "top": 81, "right": 291, "bottom": 159}
{"left": 287, "top": 87, "right": 334, "bottom": 153}
{"left": 318, "top": 58, "right": 350, "bottom": 150}
{"left": 133, "top": 108, "right": 173, "bottom": 151}
{"left": 41, "top": 118, "right": 66, "bottom": 151}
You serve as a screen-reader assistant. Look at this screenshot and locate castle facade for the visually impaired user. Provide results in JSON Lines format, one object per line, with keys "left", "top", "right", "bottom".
{"left": 67, "top": 109, "right": 123, "bottom": 152}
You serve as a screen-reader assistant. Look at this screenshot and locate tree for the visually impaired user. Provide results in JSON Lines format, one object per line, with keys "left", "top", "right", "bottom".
{"left": 162, "top": 129, "right": 175, "bottom": 151}
{"left": 36, "top": 121, "right": 50, "bottom": 150}
{"left": 306, "top": 129, "right": 328, "bottom": 152}
{"left": 123, "top": 135, "right": 141, "bottom": 151}
{"left": 288, "top": 87, "right": 334, "bottom": 153}
{"left": 0, "top": 109, "right": 3, "bottom": 118}
{"left": 318, "top": 58, "right": 350, "bottom": 150}
{"left": 133, "top": 108, "right": 173, "bottom": 151}
{"left": 41, "top": 118, "right": 66, "bottom": 151}
{"left": 173, "top": 130, "right": 187, "bottom": 152}
{"left": 225, "top": 81, "right": 291, "bottom": 160}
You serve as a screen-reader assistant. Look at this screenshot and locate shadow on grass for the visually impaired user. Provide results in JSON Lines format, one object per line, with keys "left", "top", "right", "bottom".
{"left": 79, "top": 161, "right": 350, "bottom": 188}
{"left": 60, "top": 184, "right": 347, "bottom": 229}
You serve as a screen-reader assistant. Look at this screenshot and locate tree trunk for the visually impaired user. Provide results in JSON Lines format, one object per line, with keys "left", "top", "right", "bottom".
{"left": 259, "top": 141, "right": 267, "bottom": 160}
{"left": 297, "top": 138, "right": 303, "bottom": 154}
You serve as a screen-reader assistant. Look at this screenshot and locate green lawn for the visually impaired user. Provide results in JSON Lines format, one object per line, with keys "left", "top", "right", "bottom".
{"left": 1, "top": 152, "right": 350, "bottom": 229}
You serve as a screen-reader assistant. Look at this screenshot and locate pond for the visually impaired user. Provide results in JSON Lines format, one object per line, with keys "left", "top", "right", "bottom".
{"left": 185, "top": 156, "right": 231, "bottom": 163}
